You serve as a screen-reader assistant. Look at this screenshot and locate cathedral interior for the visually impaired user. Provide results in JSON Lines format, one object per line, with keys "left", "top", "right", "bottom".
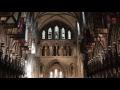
{"left": 0, "top": 12, "right": 120, "bottom": 78}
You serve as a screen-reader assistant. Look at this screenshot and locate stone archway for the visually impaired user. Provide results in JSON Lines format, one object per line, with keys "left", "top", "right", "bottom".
{"left": 34, "top": 12, "right": 84, "bottom": 78}
{"left": 49, "top": 65, "right": 64, "bottom": 78}
{"left": 45, "top": 60, "right": 67, "bottom": 78}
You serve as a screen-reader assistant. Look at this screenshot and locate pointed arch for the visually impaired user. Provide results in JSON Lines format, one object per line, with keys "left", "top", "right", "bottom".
{"left": 46, "top": 60, "right": 66, "bottom": 78}
{"left": 68, "top": 30, "right": 71, "bottom": 39}
{"left": 61, "top": 28, "right": 65, "bottom": 39}
{"left": 69, "top": 63, "right": 75, "bottom": 77}
{"left": 42, "top": 30, "right": 46, "bottom": 39}
{"left": 39, "top": 63, "right": 44, "bottom": 77}
{"left": 48, "top": 27, "right": 52, "bottom": 39}
{"left": 54, "top": 26, "right": 59, "bottom": 39}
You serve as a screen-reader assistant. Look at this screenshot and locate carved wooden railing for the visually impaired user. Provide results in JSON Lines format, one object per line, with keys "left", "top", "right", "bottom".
{"left": 87, "top": 41, "right": 120, "bottom": 78}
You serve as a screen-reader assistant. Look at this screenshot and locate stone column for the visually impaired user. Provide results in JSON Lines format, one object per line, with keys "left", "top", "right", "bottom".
{"left": 56, "top": 45, "right": 59, "bottom": 56}
{"left": 69, "top": 66, "right": 71, "bottom": 78}
{"left": 59, "top": 46, "right": 64, "bottom": 56}
{"left": 62, "top": 46, "right": 65, "bottom": 56}
{"left": 49, "top": 46, "right": 53, "bottom": 56}
{"left": 66, "top": 46, "right": 69, "bottom": 56}
{"left": 44, "top": 46, "right": 48, "bottom": 56}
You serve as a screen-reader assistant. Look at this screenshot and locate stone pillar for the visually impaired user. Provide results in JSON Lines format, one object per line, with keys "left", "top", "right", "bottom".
{"left": 56, "top": 45, "right": 59, "bottom": 56}
{"left": 39, "top": 47, "right": 42, "bottom": 56}
{"left": 63, "top": 46, "right": 67, "bottom": 56}
{"left": 66, "top": 46, "right": 69, "bottom": 56}
{"left": 49, "top": 46, "right": 53, "bottom": 56}
{"left": 44, "top": 46, "right": 48, "bottom": 56}
{"left": 58, "top": 46, "right": 62, "bottom": 56}
{"left": 67, "top": 66, "right": 70, "bottom": 78}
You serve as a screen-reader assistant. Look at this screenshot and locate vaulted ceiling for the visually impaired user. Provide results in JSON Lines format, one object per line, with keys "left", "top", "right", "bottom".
{"left": 35, "top": 12, "right": 81, "bottom": 31}
{"left": 37, "top": 12, "right": 80, "bottom": 18}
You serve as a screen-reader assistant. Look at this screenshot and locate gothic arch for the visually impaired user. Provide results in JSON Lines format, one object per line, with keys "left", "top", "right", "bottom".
{"left": 37, "top": 15, "right": 77, "bottom": 32}
{"left": 65, "top": 43, "right": 72, "bottom": 56}
{"left": 69, "top": 63, "right": 76, "bottom": 77}
{"left": 41, "top": 20, "right": 72, "bottom": 31}
{"left": 36, "top": 12, "right": 80, "bottom": 19}
{"left": 39, "top": 63, "right": 45, "bottom": 77}
{"left": 45, "top": 60, "right": 67, "bottom": 78}
{"left": 41, "top": 43, "right": 50, "bottom": 56}
{"left": 40, "top": 20, "right": 74, "bottom": 40}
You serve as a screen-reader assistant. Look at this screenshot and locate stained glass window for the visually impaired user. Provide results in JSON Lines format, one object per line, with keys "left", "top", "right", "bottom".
{"left": 54, "top": 26, "right": 59, "bottom": 39}
{"left": 61, "top": 28, "right": 65, "bottom": 39}
{"left": 68, "top": 30, "right": 71, "bottom": 39}
{"left": 48, "top": 28, "right": 52, "bottom": 39}
{"left": 42, "top": 30, "right": 46, "bottom": 39}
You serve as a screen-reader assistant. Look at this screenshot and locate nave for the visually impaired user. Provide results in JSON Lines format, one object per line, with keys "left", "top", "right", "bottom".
{"left": 0, "top": 12, "right": 120, "bottom": 78}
